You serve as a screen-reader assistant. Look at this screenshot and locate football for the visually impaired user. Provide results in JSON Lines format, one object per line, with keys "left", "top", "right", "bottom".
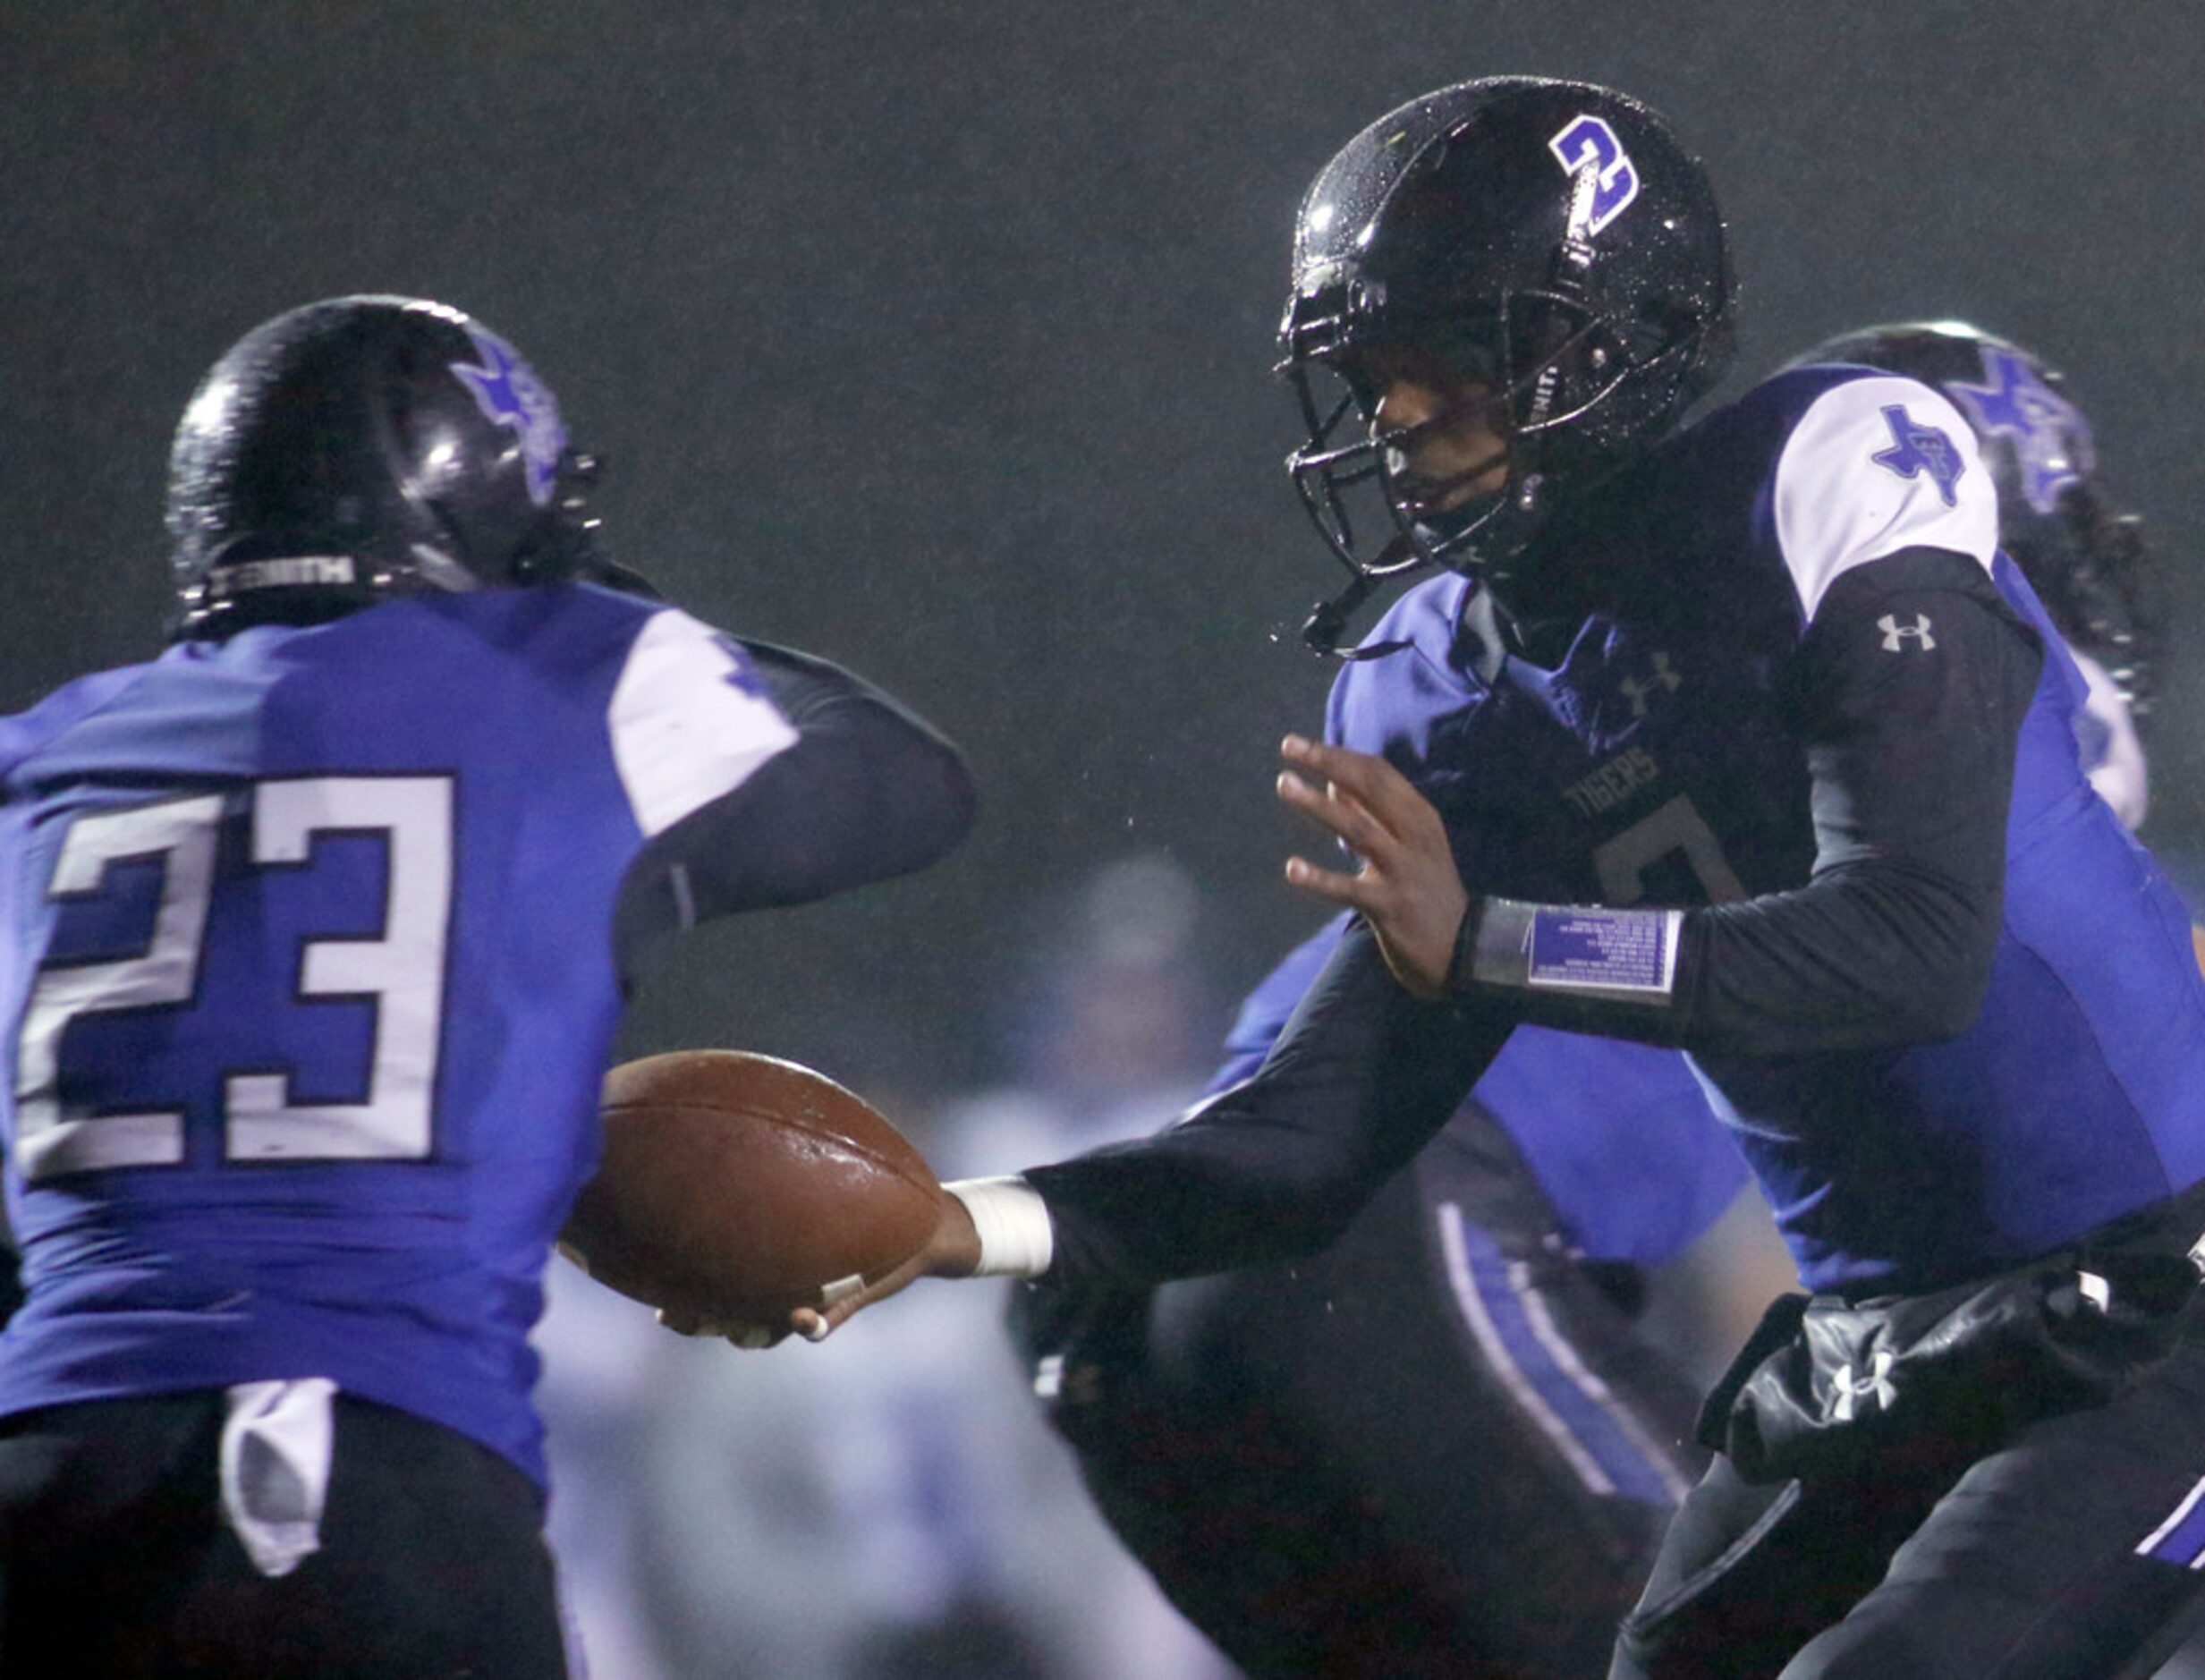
{"left": 559, "top": 1048, "right": 945, "bottom": 1324}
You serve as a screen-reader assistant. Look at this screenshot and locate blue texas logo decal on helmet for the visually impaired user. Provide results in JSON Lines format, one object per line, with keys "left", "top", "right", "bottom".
{"left": 450, "top": 327, "right": 570, "bottom": 507}
{"left": 1870, "top": 404, "right": 1965, "bottom": 507}
{"left": 1548, "top": 115, "right": 1641, "bottom": 237}
{"left": 1941, "top": 345, "right": 2093, "bottom": 516}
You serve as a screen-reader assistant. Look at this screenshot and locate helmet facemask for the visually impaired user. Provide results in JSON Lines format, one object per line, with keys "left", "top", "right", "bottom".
{"left": 1285, "top": 281, "right": 1720, "bottom": 654}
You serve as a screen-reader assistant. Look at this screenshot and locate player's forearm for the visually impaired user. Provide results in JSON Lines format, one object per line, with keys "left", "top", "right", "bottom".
{"left": 1007, "top": 925, "right": 1503, "bottom": 1288}
{"left": 1450, "top": 861, "right": 2001, "bottom": 1056}
{"left": 732, "top": 640, "right": 980, "bottom": 888}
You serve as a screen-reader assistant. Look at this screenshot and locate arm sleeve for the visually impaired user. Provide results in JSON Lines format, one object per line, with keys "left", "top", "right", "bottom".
{"left": 612, "top": 628, "right": 975, "bottom": 978}
{"left": 1454, "top": 547, "right": 2043, "bottom": 1055}
{"left": 1027, "top": 920, "right": 1510, "bottom": 1288}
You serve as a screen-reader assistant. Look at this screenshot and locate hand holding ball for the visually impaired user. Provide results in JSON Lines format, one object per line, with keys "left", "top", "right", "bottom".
{"left": 560, "top": 1049, "right": 946, "bottom": 1333}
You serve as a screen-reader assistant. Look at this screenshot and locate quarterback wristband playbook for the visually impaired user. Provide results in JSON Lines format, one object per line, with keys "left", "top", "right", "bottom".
{"left": 1450, "top": 895, "right": 1684, "bottom": 1013}
{"left": 945, "top": 1176, "right": 1055, "bottom": 1278}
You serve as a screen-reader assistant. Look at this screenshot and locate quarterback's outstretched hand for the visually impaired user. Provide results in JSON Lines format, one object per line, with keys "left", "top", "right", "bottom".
{"left": 658, "top": 1191, "right": 983, "bottom": 1349}
{"left": 1277, "top": 734, "right": 1469, "bottom": 998}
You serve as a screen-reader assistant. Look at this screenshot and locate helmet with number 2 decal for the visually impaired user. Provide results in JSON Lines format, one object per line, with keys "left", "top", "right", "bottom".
{"left": 165, "top": 295, "right": 620, "bottom": 640}
{"left": 1282, "top": 77, "right": 1734, "bottom": 653}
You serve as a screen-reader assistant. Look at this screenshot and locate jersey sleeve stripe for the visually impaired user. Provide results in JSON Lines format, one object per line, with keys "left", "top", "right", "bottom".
{"left": 607, "top": 609, "right": 800, "bottom": 839}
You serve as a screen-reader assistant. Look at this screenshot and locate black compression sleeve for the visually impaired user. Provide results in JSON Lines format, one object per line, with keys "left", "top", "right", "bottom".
{"left": 1029, "top": 921, "right": 1509, "bottom": 1289}
{"left": 612, "top": 641, "right": 976, "bottom": 980}
{"left": 1450, "top": 548, "right": 2043, "bottom": 1056}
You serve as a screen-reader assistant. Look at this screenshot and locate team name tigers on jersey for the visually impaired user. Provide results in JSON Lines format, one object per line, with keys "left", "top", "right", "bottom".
{"left": 1563, "top": 745, "right": 1661, "bottom": 818}
{"left": 207, "top": 555, "right": 358, "bottom": 596}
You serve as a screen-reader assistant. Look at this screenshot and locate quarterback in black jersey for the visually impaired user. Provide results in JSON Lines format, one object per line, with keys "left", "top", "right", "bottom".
{"left": 816, "top": 79, "right": 2205, "bottom": 1676}
{"left": 994, "top": 318, "right": 2175, "bottom": 1680}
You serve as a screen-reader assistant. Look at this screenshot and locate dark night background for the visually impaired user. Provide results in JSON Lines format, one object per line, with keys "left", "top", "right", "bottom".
{"left": 6, "top": 2, "right": 2202, "bottom": 1092}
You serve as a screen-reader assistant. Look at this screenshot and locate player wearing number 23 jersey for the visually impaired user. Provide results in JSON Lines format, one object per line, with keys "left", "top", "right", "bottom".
{"left": 0, "top": 586, "right": 972, "bottom": 1480}
{"left": 0, "top": 296, "right": 973, "bottom": 1676}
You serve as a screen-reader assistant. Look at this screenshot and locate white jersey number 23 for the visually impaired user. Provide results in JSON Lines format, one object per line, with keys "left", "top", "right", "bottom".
{"left": 13, "top": 776, "right": 454, "bottom": 1183}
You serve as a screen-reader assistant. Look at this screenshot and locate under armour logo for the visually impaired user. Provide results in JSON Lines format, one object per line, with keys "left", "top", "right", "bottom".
{"left": 1618, "top": 651, "right": 1681, "bottom": 717}
{"left": 1870, "top": 404, "right": 1965, "bottom": 507}
{"left": 1828, "top": 1350, "right": 1897, "bottom": 1422}
{"left": 1878, "top": 613, "right": 1936, "bottom": 652}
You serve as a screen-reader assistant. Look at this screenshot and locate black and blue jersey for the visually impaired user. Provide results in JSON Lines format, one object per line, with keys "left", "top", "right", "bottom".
{"left": 0, "top": 582, "right": 971, "bottom": 1484}
{"left": 1031, "top": 367, "right": 2205, "bottom": 1297}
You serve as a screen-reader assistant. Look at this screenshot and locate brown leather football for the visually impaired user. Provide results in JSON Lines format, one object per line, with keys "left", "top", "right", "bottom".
{"left": 559, "top": 1048, "right": 943, "bottom": 1322}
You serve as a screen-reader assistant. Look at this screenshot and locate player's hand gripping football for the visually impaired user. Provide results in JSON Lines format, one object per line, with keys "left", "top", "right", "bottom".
{"left": 791, "top": 1190, "right": 982, "bottom": 1342}
{"left": 1276, "top": 734, "right": 1469, "bottom": 998}
{"left": 657, "top": 1191, "right": 983, "bottom": 1348}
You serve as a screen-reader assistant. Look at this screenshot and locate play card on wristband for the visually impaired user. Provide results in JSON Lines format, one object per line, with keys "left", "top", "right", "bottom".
{"left": 1459, "top": 897, "right": 1683, "bottom": 1005}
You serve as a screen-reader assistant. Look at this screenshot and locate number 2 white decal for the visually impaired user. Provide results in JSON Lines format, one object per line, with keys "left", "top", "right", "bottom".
{"left": 14, "top": 777, "right": 454, "bottom": 1182}
{"left": 16, "top": 794, "right": 221, "bottom": 1180}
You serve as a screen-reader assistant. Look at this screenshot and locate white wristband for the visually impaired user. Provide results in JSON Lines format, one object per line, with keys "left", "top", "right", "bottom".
{"left": 945, "top": 1176, "right": 1055, "bottom": 1278}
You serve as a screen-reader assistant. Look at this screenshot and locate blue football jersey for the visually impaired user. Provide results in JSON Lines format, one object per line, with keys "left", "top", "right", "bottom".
{"left": 1333, "top": 367, "right": 2205, "bottom": 1292}
{"left": 0, "top": 584, "right": 889, "bottom": 1482}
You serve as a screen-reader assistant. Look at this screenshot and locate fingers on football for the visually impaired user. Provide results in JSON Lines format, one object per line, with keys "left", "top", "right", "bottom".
{"left": 655, "top": 1305, "right": 806, "bottom": 1349}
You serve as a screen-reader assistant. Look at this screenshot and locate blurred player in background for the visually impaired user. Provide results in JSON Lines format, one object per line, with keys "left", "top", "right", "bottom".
{"left": 1004, "top": 318, "right": 2172, "bottom": 1678}
{"left": 1790, "top": 321, "right": 2162, "bottom": 829}
{"left": 829, "top": 75, "right": 2205, "bottom": 1676}
{"left": 0, "top": 295, "right": 973, "bottom": 1677}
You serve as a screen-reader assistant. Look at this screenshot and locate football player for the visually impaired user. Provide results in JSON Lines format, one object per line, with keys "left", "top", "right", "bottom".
{"left": 996, "top": 317, "right": 2174, "bottom": 1678}
{"left": 820, "top": 76, "right": 2205, "bottom": 1676}
{"left": 0, "top": 296, "right": 975, "bottom": 1676}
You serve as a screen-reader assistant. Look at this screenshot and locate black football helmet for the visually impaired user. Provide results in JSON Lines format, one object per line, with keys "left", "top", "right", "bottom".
{"left": 1791, "top": 321, "right": 2161, "bottom": 715}
{"left": 1282, "top": 77, "right": 1734, "bottom": 653}
{"left": 166, "top": 294, "right": 616, "bottom": 639}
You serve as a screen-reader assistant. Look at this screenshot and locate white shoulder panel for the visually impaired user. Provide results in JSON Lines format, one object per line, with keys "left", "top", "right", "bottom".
{"left": 1772, "top": 375, "right": 1999, "bottom": 624}
{"left": 608, "top": 609, "right": 800, "bottom": 839}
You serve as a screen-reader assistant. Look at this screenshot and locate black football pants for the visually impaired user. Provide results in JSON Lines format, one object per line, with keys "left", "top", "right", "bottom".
{"left": 0, "top": 1390, "right": 569, "bottom": 1678}
{"left": 1612, "top": 1336, "right": 2205, "bottom": 1678}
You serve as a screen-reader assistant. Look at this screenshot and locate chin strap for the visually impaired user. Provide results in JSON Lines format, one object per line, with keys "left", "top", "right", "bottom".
{"left": 1302, "top": 569, "right": 1416, "bottom": 660}
{"left": 1301, "top": 529, "right": 1435, "bottom": 659}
